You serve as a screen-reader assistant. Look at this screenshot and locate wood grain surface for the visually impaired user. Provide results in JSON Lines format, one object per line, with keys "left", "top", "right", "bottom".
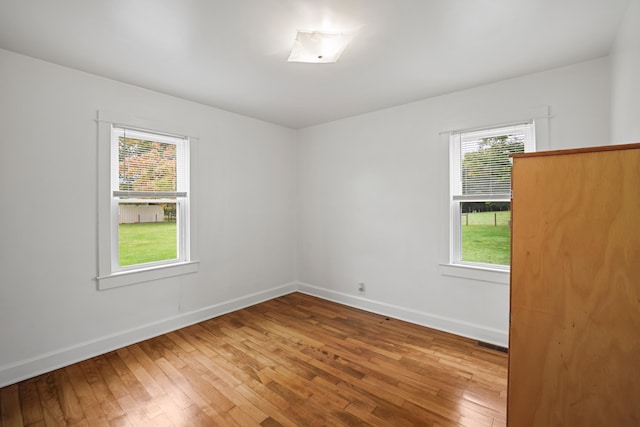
{"left": 509, "top": 146, "right": 640, "bottom": 426}
{"left": 0, "top": 293, "right": 507, "bottom": 426}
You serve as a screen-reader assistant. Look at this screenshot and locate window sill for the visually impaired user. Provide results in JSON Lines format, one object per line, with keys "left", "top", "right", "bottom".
{"left": 439, "top": 263, "right": 509, "bottom": 285}
{"left": 97, "top": 261, "right": 199, "bottom": 290}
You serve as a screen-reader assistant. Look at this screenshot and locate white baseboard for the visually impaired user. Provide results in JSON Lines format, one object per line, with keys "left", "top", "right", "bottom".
{"left": 0, "top": 282, "right": 297, "bottom": 388}
{"left": 296, "top": 282, "right": 509, "bottom": 348}
{"left": 1, "top": 280, "right": 508, "bottom": 388}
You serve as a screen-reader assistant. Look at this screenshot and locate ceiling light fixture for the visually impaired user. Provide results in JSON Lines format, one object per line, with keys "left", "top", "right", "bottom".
{"left": 287, "top": 30, "right": 354, "bottom": 64}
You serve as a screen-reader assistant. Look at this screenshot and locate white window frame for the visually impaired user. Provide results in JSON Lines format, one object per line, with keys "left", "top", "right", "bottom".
{"left": 450, "top": 123, "right": 535, "bottom": 270}
{"left": 97, "top": 110, "right": 199, "bottom": 290}
{"left": 439, "top": 106, "right": 549, "bottom": 284}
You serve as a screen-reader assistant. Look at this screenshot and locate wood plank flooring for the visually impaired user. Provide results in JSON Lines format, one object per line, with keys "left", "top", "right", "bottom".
{"left": 0, "top": 292, "right": 508, "bottom": 426}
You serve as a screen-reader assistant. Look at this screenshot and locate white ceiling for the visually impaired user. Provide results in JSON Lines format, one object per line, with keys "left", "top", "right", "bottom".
{"left": 0, "top": 0, "right": 630, "bottom": 129}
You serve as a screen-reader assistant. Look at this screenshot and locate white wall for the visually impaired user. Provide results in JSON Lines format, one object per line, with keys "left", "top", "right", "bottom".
{"left": 611, "top": 0, "right": 640, "bottom": 144}
{"left": 0, "top": 49, "right": 297, "bottom": 386}
{"left": 297, "top": 58, "right": 611, "bottom": 346}
{"left": 0, "top": 46, "right": 616, "bottom": 386}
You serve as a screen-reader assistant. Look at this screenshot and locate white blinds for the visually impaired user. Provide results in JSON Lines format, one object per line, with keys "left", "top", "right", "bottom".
{"left": 113, "top": 126, "right": 187, "bottom": 198}
{"left": 452, "top": 123, "right": 534, "bottom": 201}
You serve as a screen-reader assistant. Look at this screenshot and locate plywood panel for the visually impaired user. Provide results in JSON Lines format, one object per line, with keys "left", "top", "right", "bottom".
{"left": 508, "top": 146, "right": 640, "bottom": 426}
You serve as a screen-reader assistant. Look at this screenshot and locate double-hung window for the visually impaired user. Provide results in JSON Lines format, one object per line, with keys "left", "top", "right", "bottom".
{"left": 97, "top": 111, "right": 198, "bottom": 290}
{"left": 449, "top": 123, "right": 535, "bottom": 269}
{"left": 112, "top": 127, "right": 189, "bottom": 269}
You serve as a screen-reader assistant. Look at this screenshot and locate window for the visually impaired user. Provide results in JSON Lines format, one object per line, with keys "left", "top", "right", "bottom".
{"left": 97, "top": 111, "right": 198, "bottom": 290}
{"left": 112, "top": 127, "right": 189, "bottom": 270}
{"left": 449, "top": 123, "right": 535, "bottom": 269}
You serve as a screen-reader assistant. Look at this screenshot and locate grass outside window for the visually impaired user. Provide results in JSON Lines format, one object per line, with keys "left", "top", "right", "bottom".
{"left": 119, "top": 222, "right": 177, "bottom": 266}
{"left": 461, "top": 210, "right": 511, "bottom": 266}
{"left": 120, "top": 213, "right": 511, "bottom": 268}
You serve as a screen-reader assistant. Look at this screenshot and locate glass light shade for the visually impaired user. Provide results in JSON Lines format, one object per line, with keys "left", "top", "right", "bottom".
{"left": 288, "top": 30, "right": 354, "bottom": 63}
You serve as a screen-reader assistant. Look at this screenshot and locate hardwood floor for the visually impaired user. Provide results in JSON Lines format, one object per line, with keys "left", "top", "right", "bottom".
{"left": 0, "top": 293, "right": 507, "bottom": 426}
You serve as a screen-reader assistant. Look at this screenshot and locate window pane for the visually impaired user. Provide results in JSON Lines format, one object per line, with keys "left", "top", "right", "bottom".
{"left": 118, "top": 202, "right": 177, "bottom": 266}
{"left": 460, "top": 202, "right": 511, "bottom": 266}
{"left": 119, "top": 136, "right": 177, "bottom": 192}
{"left": 458, "top": 125, "right": 529, "bottom": 196}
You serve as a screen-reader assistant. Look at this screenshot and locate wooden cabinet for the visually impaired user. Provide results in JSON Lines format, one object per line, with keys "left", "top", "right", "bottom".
{"left": 508, "top": 143, "right": 640, "bottom": 426}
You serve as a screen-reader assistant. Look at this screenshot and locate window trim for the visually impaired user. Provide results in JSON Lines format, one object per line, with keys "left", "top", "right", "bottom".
{"left": 439, "top": 105, "right": 549, "bottom": 284}
{"left": 96, "top": 110, "right": 199, "bottom": 290}
{"left": 450, "top": 122, "right": 534, "bottom": 268}
{"left": 110, "top": 126, "right": 189, "bottom": 273}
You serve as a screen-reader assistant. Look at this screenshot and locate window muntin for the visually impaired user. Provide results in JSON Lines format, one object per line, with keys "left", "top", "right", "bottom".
{"left": 111, "top": 126, "right": 189, "bottom": 271}
{"left": 450, "top": 123, "right": 534, "bottom": 268}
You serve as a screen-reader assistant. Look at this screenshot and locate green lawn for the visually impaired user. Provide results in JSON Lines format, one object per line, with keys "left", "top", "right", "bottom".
{"left": 118, "top": 213, "right": 511, "bottom": 267}
{"left": 119, "top": 222, "right": 177, "bottom": 266}
{"left": 461, "top": 211, "right": 511, "bottom": 266}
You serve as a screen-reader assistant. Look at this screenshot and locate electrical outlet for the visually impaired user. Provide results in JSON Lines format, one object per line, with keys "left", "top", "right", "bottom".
{"left": 357, "top": 282, "right": 366, "bottom": 293}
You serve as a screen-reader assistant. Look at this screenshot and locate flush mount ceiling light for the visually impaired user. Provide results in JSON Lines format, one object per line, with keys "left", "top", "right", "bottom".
{"left": 288, "top": 30, "right": 355, "bottom": 63}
